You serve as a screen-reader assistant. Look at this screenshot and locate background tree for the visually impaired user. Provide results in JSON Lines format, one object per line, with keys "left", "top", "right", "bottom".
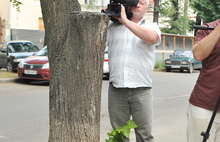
{"left": 40, "top": 0, "right": 109, "bottom": 141}
{"left": 10, "top": 0, "right": 23, "bottom": 12}
{"left": 158, "top": 0, "right": 192, "bottom": 35}
{"left": 190, "top": 0, "right": 220, "bottom": 35}
{"left": 190, "top": 0, "right": 220, "bottom": 24}
{"left": 153, "top": 0, "right": 159, "bottom": 24}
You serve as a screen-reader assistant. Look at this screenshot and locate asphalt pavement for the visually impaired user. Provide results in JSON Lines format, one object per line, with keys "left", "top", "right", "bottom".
{"left": 0, "top": 70, "right": 201, "bottom": 142}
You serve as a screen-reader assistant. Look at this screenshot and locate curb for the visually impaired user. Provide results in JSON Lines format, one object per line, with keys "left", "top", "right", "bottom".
{"left": 0, "top": 78, "right": 19, "bottom": 83}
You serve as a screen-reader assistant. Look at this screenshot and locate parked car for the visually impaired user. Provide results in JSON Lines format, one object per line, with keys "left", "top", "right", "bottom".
{"left": 164, "top": 49, "right": 202, "bottom": 73}
{"left": 0, "top": 40, "right": 39, "bottom": 72}
{"left": 18, "top": 46, "right": 109, "bottom": 83}
{"left": 103, "top": 47, "right": 109, "bottom": 78}
{"left": 18, "top": 46, "right": 49, "bottom": 83}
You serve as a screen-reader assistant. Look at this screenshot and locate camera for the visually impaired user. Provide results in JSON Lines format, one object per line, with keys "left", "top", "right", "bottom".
{"left": 102, "top": 0, "right": 139, "bottom": 21}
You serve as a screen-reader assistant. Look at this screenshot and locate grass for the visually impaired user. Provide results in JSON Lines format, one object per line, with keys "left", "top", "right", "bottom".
{"left": 154, "top": 59, "right": 165, "bottom": 71}
{"left": 0, "top": 69, "right": 18, "bottom": 78}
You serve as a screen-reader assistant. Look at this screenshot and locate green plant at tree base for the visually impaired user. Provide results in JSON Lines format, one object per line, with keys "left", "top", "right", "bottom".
{"left": 105, "top": 120, "right": 138, "bottom": 142}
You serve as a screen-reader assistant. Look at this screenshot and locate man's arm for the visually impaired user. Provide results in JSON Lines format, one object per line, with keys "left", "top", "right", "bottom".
{"left": 193, "top": 24, "right": 220, "bottom": 61}
{"left": 114, "top": 5, "right": 159, "bottom": 44}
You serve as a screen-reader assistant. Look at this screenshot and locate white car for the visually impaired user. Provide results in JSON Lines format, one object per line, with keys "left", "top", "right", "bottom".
{"left": 103, "top": 47, "right": 109, "bottom": 78}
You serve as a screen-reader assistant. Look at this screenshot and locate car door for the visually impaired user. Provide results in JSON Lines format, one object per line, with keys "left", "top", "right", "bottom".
{"left": 0, "top": 43, "right": 8, "bottom": 68}
{"left": 192, "top": 53, "right": 201, "bottom": 69}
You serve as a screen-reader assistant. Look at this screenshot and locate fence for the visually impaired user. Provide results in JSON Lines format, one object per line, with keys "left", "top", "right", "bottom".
{"left": 156, "top": 33, "right": 195, "bottom": 61}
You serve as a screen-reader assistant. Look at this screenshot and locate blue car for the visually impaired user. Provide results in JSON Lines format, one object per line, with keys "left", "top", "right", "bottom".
{"left": 0, "top": 40, "right": 39, "bottom": 72}
{"left": 164, "top": 49, "right": 202, "bottom": 73}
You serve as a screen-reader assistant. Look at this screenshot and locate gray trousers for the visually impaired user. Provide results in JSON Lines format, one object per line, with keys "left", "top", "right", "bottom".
{"left": 108, "top": 83, "right": 154, "bottom": 142}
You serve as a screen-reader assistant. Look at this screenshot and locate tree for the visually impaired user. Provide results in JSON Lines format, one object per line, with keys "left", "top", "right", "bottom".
{"left": 40, "top": 0, "right": 109, "bottom": 141}
{"left": 158, "top": 0, "right": 192, "bottom": 35}
{"left": 10, "top": 0, "right": 23, "bottom": 12}
{"left": 190, "top": 0, "right": 220, "bottom": 24}
{"left": 153, "top": 0, "right": 159, "bottom": 24}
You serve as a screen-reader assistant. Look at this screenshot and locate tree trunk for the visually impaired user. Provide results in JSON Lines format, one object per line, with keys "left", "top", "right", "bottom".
{"left": 153, "top": 0, "right": 159, "bottom": 24}
{"left": 171, "top": 0, "right": 179, "bottom": 31}
{"left": 40, "top": 0, "right": 109, "bottom": 141}
{"left": 183, "top": 0, "right": 188, "bottom": 35}
{"left": 171, "top": 0, "right": 178, "bottom": 21}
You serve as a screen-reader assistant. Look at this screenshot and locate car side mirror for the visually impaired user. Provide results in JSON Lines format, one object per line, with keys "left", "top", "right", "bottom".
{"left": 170, "top": 55, "right": 172, "bottom": 57}
{"left": 1, "top": 49, "right": 6, "bottom": 53}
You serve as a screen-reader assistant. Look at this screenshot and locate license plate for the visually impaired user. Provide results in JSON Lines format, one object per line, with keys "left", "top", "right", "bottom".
{"left": 24, "top": 70, "right": 37, "bottom": 75}
{"left": 171, "top": 66, "right": 180, "bottom": 68}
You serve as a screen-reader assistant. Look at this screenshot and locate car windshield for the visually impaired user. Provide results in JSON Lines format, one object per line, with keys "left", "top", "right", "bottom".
{"left": 36, "top": 46, "right": 48, "bottom": 56}
{"left": 174, "top": 50, "right": 192, "bottom": 57}
{"left": 105, "top": 47, "right": 108, "bottom": 54}
{"left": 8, "top": 42, "right": 39, "bottom": 53}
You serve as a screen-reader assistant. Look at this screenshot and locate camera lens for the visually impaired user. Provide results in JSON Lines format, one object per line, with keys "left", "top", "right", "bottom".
{"left": 108, "top": 4, "right": 121, "bottom": 16}
{"left": 114, "top": 7, "right": 119, "bottom": 14}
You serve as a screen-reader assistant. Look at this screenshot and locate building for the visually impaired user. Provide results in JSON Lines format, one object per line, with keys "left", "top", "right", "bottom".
{"left": 0, "top": 0, "right": 44, "bottom": 47}
{"left": 0, "top": 0, "right": 156, "bottom": 48}
{"left": 0, "top": 0, "right": 154, "bottom": 42}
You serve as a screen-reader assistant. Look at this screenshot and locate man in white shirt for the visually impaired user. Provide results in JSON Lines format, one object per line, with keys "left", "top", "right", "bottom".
{"left": 106, "top": 0, "right": 161, "bottom": 141}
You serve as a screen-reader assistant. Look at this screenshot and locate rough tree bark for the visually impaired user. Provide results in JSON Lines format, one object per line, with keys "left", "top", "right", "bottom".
{"left": 40, "top": 0, "right": 109, "bottom": 141}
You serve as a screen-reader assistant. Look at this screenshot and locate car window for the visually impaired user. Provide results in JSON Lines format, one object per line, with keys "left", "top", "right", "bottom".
{"left": 36, "top": 46, "right": 48, "bottom": 56}
{"left": 174, "top": 50, "right": 191, "bottom": 57}
{"left": 7, "top": 42, "right": 39, "bottom": 53}
{"left": 105, "top": 47, "right": 108, "bottom": 54}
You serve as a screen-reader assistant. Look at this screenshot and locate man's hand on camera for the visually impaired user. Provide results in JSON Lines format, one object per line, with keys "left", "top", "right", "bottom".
{"left": 103, "top": 5, "right": 108, "bottom": 12}
{"left": 113, "top": 4, "right": 128, "bottom": 24}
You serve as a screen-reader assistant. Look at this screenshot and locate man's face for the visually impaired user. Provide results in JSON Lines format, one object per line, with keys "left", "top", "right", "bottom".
{"left": 129, "top": 0, "right": 147, "bottom": 19}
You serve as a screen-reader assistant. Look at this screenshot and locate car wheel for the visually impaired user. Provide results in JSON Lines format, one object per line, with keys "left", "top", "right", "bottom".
{"left": 6, "top": 61, "right": 13, "bottom": 72}
{"left": 20, "top": 79, "right": 32, "bottom": 83}
{"left": 166, "top": 68, "right": 171, "bottom": 72}
{"left": 180, "top": 69, "right": 183, "bottom": 72}
{"left": 188, "top": 64, "right": 194, "bottom": 73}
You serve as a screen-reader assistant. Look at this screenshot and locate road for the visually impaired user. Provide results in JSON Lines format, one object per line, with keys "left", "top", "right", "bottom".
{"left": 0, "top": 71, "right": 200, "bottom": 142}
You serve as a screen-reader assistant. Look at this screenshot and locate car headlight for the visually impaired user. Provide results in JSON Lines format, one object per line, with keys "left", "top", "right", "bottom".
{"left": 42, "top": 63, "right": 49, "bottom": 69}
{"left": 18, "top": 61, "right": 24, "bottom": 68}
{"left": 182, "top": 61, "right": 189, "bottom": 64}
{"left": 165, "top": 61, "right": 171, "bottom": 64}
{"left": 14, "top": 58, "right": 24, "bottom": 62}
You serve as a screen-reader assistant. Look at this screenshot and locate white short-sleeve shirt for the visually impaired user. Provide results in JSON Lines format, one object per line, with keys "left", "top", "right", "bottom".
{"left": 106, "top": 18, "right": 161, "bottom": 88}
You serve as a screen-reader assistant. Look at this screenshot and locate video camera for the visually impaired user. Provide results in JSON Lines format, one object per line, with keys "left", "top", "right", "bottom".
{"left": 102, "top": 0, "right": 139, "bottom": 22}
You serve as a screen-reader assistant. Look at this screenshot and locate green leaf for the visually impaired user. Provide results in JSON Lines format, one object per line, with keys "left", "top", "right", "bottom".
{"left": 116, "top": 126, "right": 123, "bottom": 133}
{"left": 107, "top": 132, "right": 113, "bottom": 137}
{"left": 111, "top": 129, "right": 117, "bottom": 136}
{"left": 121, "top": 125, "right": 130, "bottom": 138}
{"left": 107, "top": 137, "right": 118, "bottom": 142}
{"left": 127, "top": 120, "right": 138, "bottom": 129}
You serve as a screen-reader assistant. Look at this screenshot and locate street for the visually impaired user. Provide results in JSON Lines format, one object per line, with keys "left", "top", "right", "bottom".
{"left": 0, "top": 71, "right": 200, "bottom": 142}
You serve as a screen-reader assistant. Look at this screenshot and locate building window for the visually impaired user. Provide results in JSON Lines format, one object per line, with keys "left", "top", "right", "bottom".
{"left": 38, "top": 18, "right": 45, "bottom": 31}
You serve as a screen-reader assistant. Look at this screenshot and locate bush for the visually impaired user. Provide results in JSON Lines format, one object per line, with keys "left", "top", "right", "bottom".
{"left": 154, "top": 60, "right": 165, "bottom": 71}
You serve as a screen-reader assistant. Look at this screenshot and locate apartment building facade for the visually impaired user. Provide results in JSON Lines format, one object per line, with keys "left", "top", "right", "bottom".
{"left": 0, "top": 0, "right": 154, "bottom": 43}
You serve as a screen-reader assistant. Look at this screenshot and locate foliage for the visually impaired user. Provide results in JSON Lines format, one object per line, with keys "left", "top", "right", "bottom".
{"left": 189, "top": 0, "right": 220, "bottom": 23}
{"left": 154, "top": 59, "right": 165, "bottom": 70}
{"left": 105, "top": 120, "right": 138, "bottom": 142}
{"left": 0, "top": 70, "right": 17, "bottom": 78}
{"left": 86, "top": 0, "right": 98, "bottom": 10}
{"left": 10, "top": 0, "right": 23, "bottom": 12}
{"left": 158, "top": 0, "right": 192, "bottom": 35}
